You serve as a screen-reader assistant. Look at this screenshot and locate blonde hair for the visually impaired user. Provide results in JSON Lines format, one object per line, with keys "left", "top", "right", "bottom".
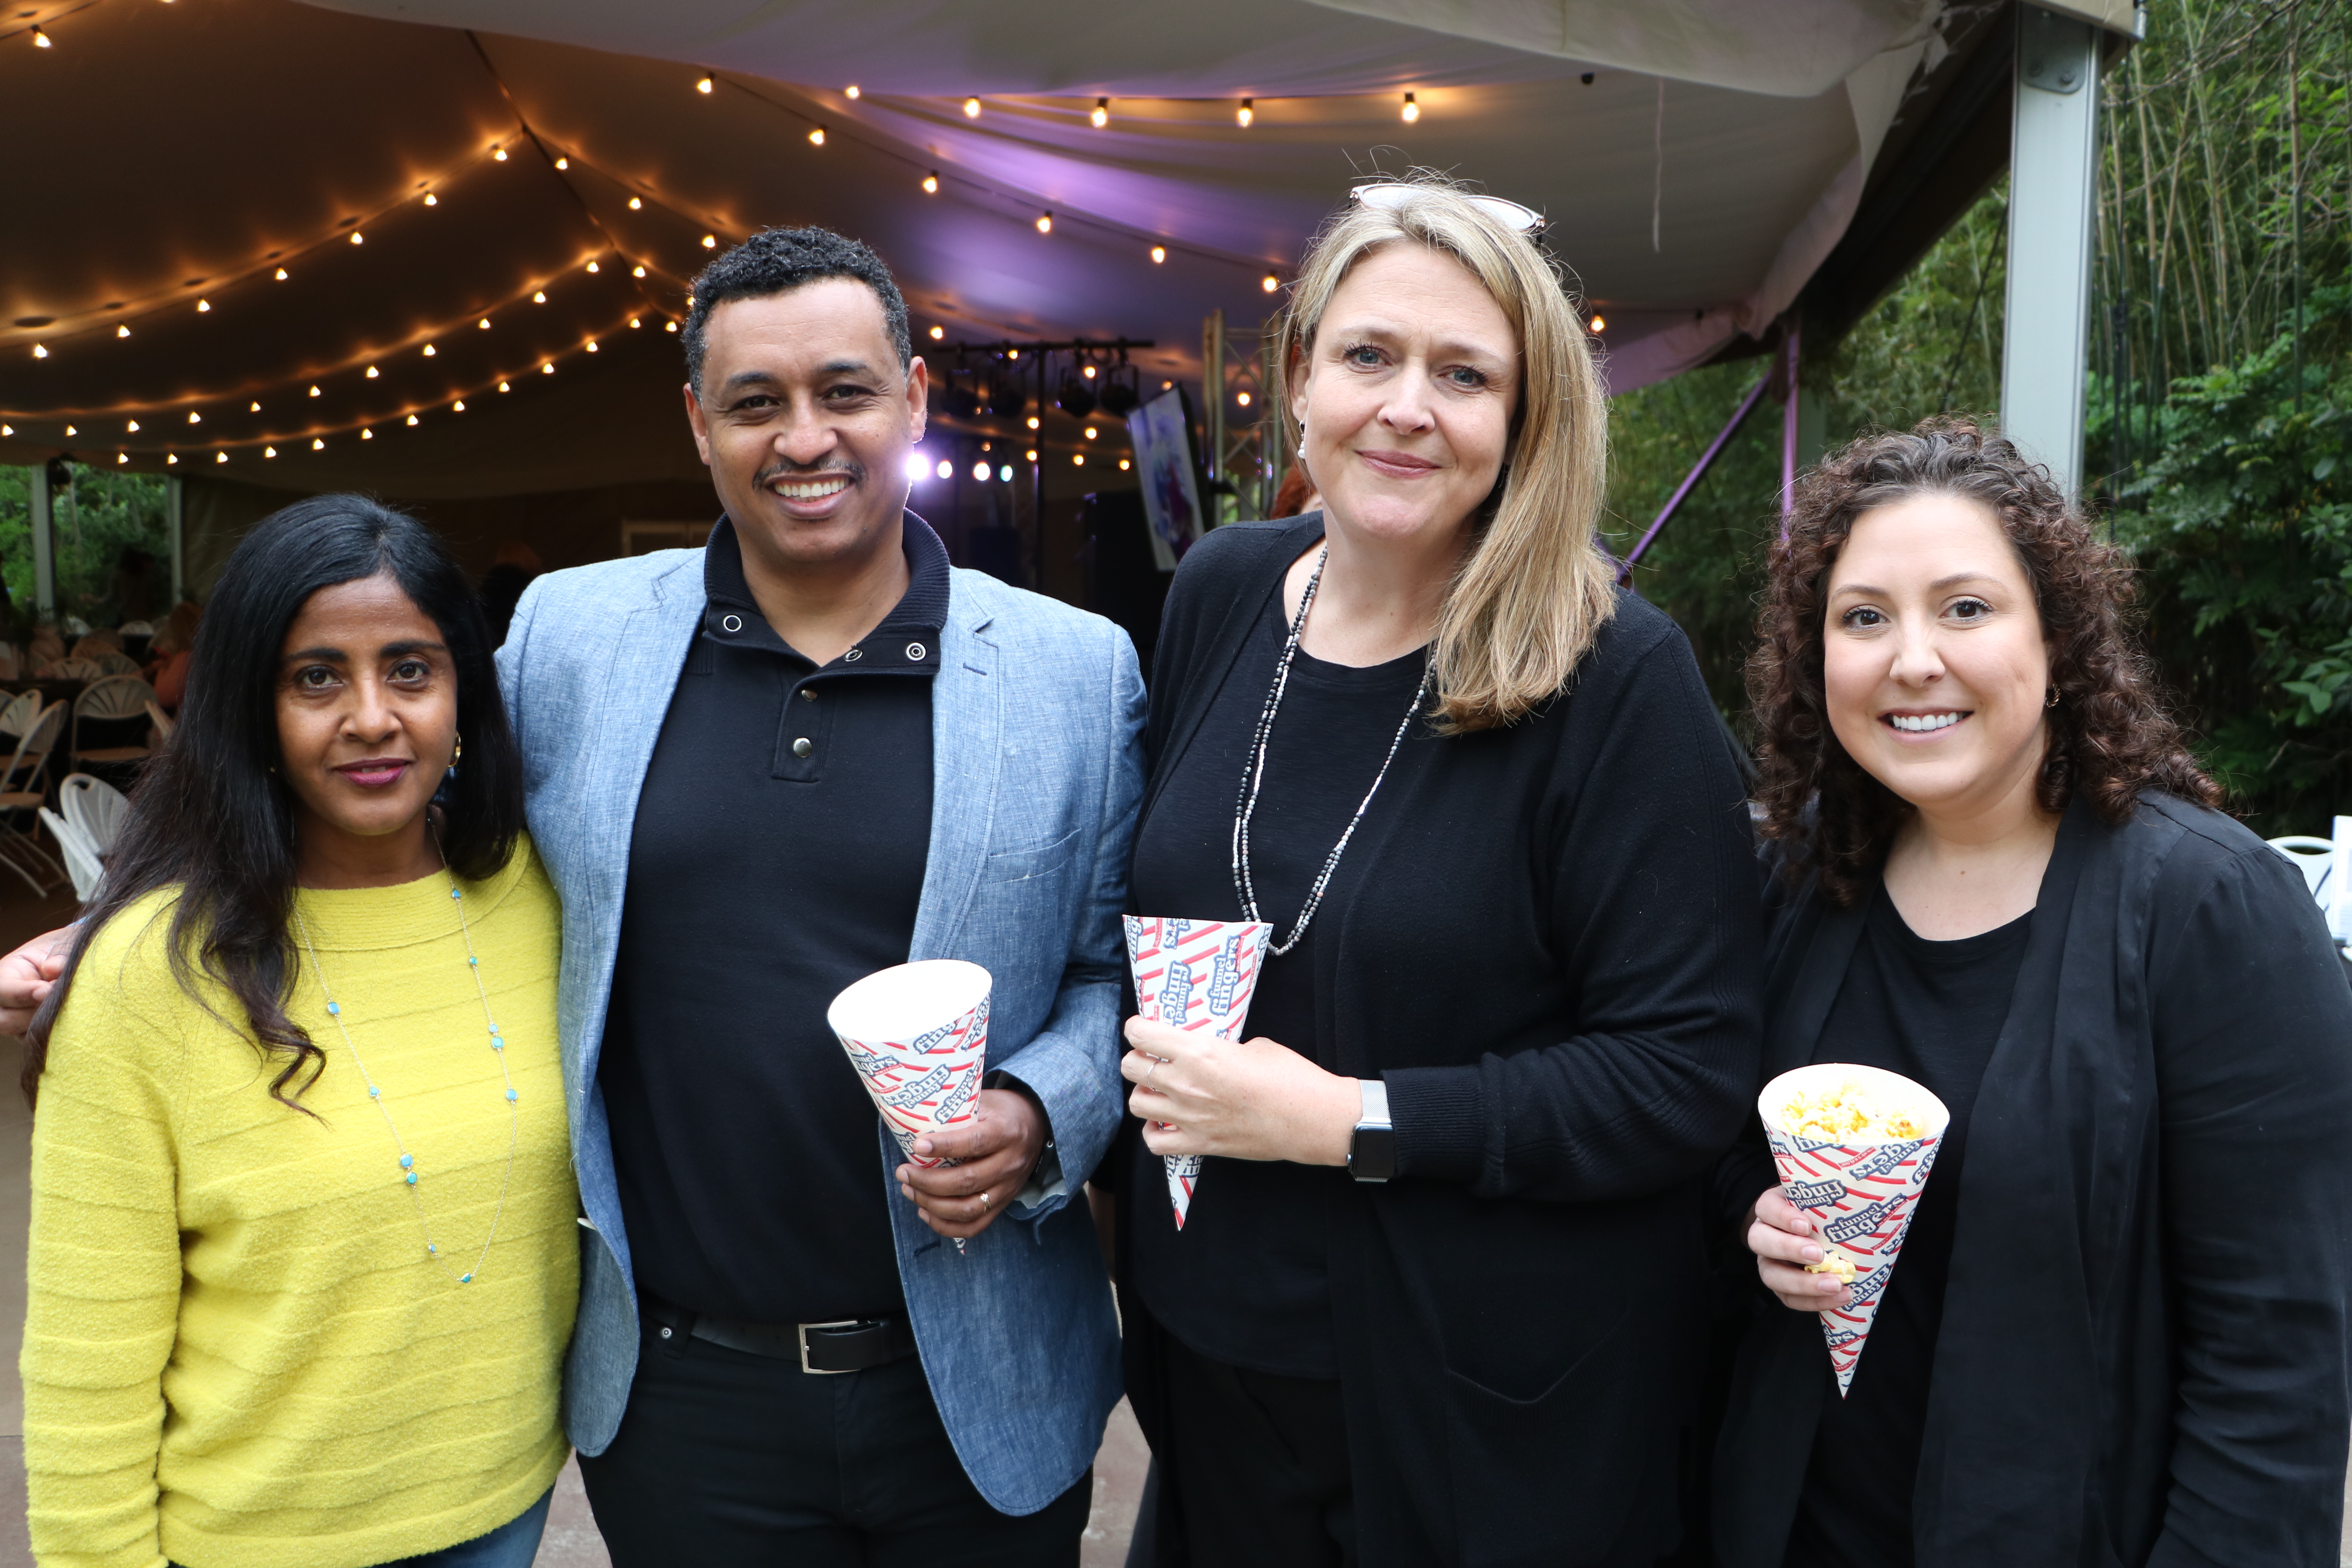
{"left": 1271, "top": 173, "right": 1614, "bottom": 732}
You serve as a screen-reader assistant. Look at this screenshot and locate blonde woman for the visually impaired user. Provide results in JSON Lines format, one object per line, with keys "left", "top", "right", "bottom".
{"left": 1112, "top": 176, "right": 1764, "bottom": 1566}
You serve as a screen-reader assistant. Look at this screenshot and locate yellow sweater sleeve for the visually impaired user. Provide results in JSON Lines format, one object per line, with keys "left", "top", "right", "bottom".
{"left": 23, "top": 916, "right": 187, "bottom": 1568}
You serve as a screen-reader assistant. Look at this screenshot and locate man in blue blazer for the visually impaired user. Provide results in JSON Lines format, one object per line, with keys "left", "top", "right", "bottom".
{"left": 496, "top": 229, "right": 1142, "bottom": 1560}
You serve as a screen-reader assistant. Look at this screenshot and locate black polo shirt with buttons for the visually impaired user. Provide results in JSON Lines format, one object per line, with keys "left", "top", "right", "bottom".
{"left": 599, "top": 512, "right": 949, "bottom": 1326}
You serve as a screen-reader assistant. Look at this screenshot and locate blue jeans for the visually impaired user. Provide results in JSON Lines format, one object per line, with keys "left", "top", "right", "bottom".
{"left": 171, "top": 1489, "right": 552, "bottom": 1568}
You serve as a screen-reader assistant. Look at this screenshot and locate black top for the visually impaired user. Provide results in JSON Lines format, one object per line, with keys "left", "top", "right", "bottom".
{"left": 1785, "top": 888, "right": 2032, "bottom": 1568}
{"left": 600, "top": 514, "right": 950, "bottom": 1325}
{"left": 1713, "top": 795, "right": 2352, "bottom": 1568}
{"left": 1114, "top": 516, "right": 1766, "bottom": 1568}
{"left": 1128, "top": 584, "right": 1430, "bottom": 1379}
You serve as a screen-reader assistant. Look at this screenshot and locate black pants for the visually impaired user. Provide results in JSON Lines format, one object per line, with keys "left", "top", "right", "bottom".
{"left": 578, "top": 1301, "right": 1091, "bottom": 1566}
{"left": 1162, "top": 1335, "right": 1356, "bottom": 1568}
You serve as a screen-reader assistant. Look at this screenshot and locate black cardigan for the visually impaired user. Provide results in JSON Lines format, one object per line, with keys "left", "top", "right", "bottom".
{"left": 1115, "top": 516, "right": 1766, "bottom": 1568}
{"left": 1713, "top": 792, "right": 2352, "bottom": 1568}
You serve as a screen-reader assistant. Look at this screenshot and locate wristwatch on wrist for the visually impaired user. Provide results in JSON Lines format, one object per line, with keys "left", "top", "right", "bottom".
{"left": 1348, "top": 1079, "right": 1395, "bottom": 1183}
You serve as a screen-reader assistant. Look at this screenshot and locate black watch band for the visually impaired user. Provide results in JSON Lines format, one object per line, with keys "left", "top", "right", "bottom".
{"left": 1348, "top": 1080, "right": 1396, "bottom": 1183}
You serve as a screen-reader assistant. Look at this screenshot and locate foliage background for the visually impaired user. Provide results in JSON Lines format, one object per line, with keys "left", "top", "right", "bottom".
{"left": 0, "top": 466, "right": 172, "bottom": 639}
{"left": 1605, "top": 0, "right": 2350, "bottom": 835}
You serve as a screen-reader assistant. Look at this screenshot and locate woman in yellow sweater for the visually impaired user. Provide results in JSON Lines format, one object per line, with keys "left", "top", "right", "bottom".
{"left": 20, "top": 495, "right": 577, "bottom": 1568}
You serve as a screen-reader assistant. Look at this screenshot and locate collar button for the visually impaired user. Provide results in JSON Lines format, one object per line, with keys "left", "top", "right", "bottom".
{"left": 720, "top": 613, "right": 743, "bottom": 633}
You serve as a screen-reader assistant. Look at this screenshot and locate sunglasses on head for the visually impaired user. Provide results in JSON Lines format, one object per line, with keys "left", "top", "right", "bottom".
{"left": 1348, "top": 183, "right": 1546, "bottom": 238}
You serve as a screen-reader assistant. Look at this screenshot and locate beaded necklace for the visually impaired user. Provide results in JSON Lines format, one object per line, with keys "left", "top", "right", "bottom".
{"left": 1231, "top": 546, "right": 1432, "bottom": 958}
{"left": 291, "top": 837, "right": 520, "bottom": 1287}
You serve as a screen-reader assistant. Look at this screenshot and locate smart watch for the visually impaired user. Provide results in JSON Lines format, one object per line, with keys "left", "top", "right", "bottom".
{"left": 1348, "top": 1078, "right": 1395, "bottom": 1183}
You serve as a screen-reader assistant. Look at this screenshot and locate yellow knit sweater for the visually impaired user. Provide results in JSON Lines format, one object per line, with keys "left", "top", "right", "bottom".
{"left": 23, "top": 838, "right": 577, "bottom": 1568}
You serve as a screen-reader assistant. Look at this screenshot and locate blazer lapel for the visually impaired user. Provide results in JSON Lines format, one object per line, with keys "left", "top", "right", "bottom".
{"left": 909, "top": 578, "right": 1000, "bottom": 964}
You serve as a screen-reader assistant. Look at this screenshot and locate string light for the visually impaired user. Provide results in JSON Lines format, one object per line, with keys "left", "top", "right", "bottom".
{"left": 1238, "top": 391, "right": 1252, "bottom": 407}
{"left": 1151, "top": 246, "right": 1166, "bottom": 264}
{"left": 275, "top": 267, "right": 289, "bottom": 280}
{"left": 964, "top": 98, "right": 981, "bottom": 118}
{"left": 453, "top": 399, "right": 466, "bottom": 410}
{"left": 123, "top": 418, "right": 141, "bottom": 432}
{"left": 666, "top": 321, "right": 678, "bottom": 332}
{"left": 2, "top": 425, "right": 13, "bottom": 436}
{"left": 350, "top": 231, "right": 364, "bottom": 244}
{"left": 1401, "top": 92, "right": 1420, "bottom": 123}
{"left": 365, "top": 365, "right": 379, "bottom": 378}
{"left": 187, "top": 410, "right": 201, "bottom": 423}
{"left": 586, "top": 261, "right": 599, "bottom": 273}
{"left": 406, "top": 414, "right": 419, "bottom": 425}
{"left": 164, "top": 453, "right": 174, "bottom": 464}
{"left": 32, "top": 345, "right": 46, "bottom": 359}
{"left": 1083, "top": 366, "right": 1096, "bottom": 379}
{"left": 312, "top": 438, "right": 325, "bottom": 449}
{"left": 309, "top": 385, "right": 321, "bottom": 397}
{"left": 586, "top": 340, "right": 599, "bottom": 352}
{"left": 554, "top": 157, "right": 568, "bottom": 170}
{"left": 214, "top": 451, "right": 227, "bottom": 462}
{"left": 1027, "top": 416, "right": 1040, "bottom": 430}
{"left": 423, "top": 343, "right": 436, "bottom": 356}
{"left": 499, "top": 380, "right": 511, "bottom": 392}
{"left": 1091, "top": 98, "right": 1109, "bottom": 128}
{"left": 265, "top": 446, "right": 277, "bottom": 457}
{"left": 493, "top": 147, "right": 508, "bottom": 162}
{"left": 697, "top": 76, "right": 713, "bottom": 94}
{"left": 541, "top": 362, "right": 554, "bottom": 374}
{"left": 846, "top": 85, "right": 861, "bottom": 99}
{"left": 808, "top": 127, "right": 826, "bottom": 146}
{"left": 936, "top": 459, "right": 953, "bottom": 479}
{"left": 1084, "top": 425, "right": 1097, "bottom": 437}
{"left": 972, "top": 461, "right": 989, "bottom": 481}
{"left": 533, "top": 290, "right": 548, "bottom": 304}
{"left": 63, "top": 425, "right": 74, "bottom": 436}
{"left": 631, "top": 317, "right": 642, "bottom": 328}
{"left": 1036, "top": 212, "right": 1053, "bottom": 234}
{"left": 629, "top": 196, "right": 643, "bottom": 210}
{"left": 32, "top": 25, "right": 51, "bottom": 46}
{"left": 1589, "top": 314, "right": 1607, "bottom": 332}
{"left": 702, "top": 234, "right": 717, "bottom": 248}
{"left": 1025, "top": 448, "right": 1038, "bottom": 461}
{"left": 1073, "top": 454, "right": 1084, "bottom": 466}
{"left": 195, "top": 299, "right": 211, "bottom": 312}
{"left": 249, "top": 401, "right": 261, "bottom": 411}
{"left": 1237, "top": 99, "right": 1254, "bottom": 127}
{"left": 1120, "top": 458, "right": 1131, "bottom": 470}
{"left": 923, "top": 172, "right": 940, "bottom": 194}
{"left": 633, "top": 265, "right": 647, "bottom": 277}
{"left": 117, "top": 452, "right": 127, "bottom": 464}
{"left": 424, "top": 193, "right": 437, "bottom": 206}
{"left": 929, "top": 325, "right": 945, "bottom": 340}
{"left": 361, "top": 428, "right": 374, "bottom": 439}
{"left": 116, "top": 325, "right": 131, "bottom": 338}
{"left": 999, "top": 464, "right": 1013, "bottom": 481}
{"left": 1262, "top": 274, "right": 1278, "bottom": 292}
{"left": 479, "top": 318, "right": 491, "bottom": 328}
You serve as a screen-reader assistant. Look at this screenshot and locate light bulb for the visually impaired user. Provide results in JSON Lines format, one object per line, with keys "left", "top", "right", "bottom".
{"left": 999, "top": 464, "right": 1012, "bottom": 482}
{"left": 633, "top": 265, "right": 646, "bottom": 278}
{"left": 1084, "top": 425, "right": 1097, "bottom": 438}
{"left": 1025, "top": 449, "right": 1038, "bottom": 462}
{"left": 126, "top": 420, "right": 140, "bottom": 432}
{"left": 195, "top": 298, "right": 210, "bottom": 312}
{"left": 972, "top": 461, "right": 989, "bottom": 481}
{"left": 1163, "top": 380, "right": 1174, "bottom": 389}
{"left": 542, "top": 362, "right": 554, "bottom": 374}
{"left": 1036, "top": 212, "right": 1053, "bottom": 233}
{"left": 494, "top": 147, "right": 508, "bottom": 161}
{"left": 1151, "top": 245, "right": 1166, "bottom": 264}
{"left": 275, "top": 267, "right": 289, "bottom": 280}
{"left": 922, "top": 172, "right": 939, "bottom": 194}
{"left": 533, "top": 290, "right": 547, "bottom": 304}
{"left": 702, "top": 234, "right": 717, "bottom": 248}
{"left": 937, "top": 459, "right": 954, "bottom": 479}
{"left": 265, "top": 446, "right": 276, "bottom": 457}
{"left": 1073, "top": 454, "right": 1084, "bottom": 466}
{"left": 479, "top": 317, "right": 492, "bottom": 329}
{"left": 554, "top": 157, "right": 568, "bottom": 170}
{"left": 1083, "top": 365, "right": 1096, "bottom": 379}
{"left": 1237, "top": 99, "right": 1253, "bottom": 127}
{"left": 117, "top": 324, "right": 131, "bottom": 338}
{"left": 1401, "top": 92, "right": 1419, "bottom": 123}
{"left": 4, "top": 424, "right": 14, "bottom": 435}
{"left": 249, "top": 401, "right": 261, "bottom": 411}
{"left": 587, "top": 260, "right": 599, "bottom": 273}
{"left": 308, "top": 385, "right": 321, "bottom": 397}
{"left": 187, "top": 410, "right": 202, "bottom": 423}
{"left": 425, "top": 192, "right": 438, "bottom": 205}
{"left": 350, "top": 231, "right": 364, "bottom": 245}
{"left": 1119, "top": 458, "right": 1131, "bottom": 470}
{"left": 697, "top": 76, "right": 713, "bottom": 94}
{"left": 808, "top": 127, "right": 826, "bottom": 146}
{"left": 629, "top": 196, "right": 643, "bottom": 211}
{"left": 666, "top": 321, "right": 678, "bottom": 333}
{"left": 1027, "top": 416, "right": 1040, "bottom": 430}
{"left": 453, "top": 399, "right": 466, "bottom": 411}
{"left": 846, "top": 85, "right": 860, "bottom": 98}
{"left": 1262, "top": 274, "right": 1278, "bottom": 293}
{"left": 1007, "top": 349, "right": 1019, "bottom": 359}
{"left": 587, "top": 340, "right": 599, "bottom": 352}
{"left": 312, "top": 438, "right": 325, "bottom": 450}
{"left": 1091, "top": 98, "right": 1109, "bottom": 128}
{"left": 366, "top": 365, "right": 379, "bottom": 378}
{"left": 117, "top": 452, "right": 128, "bottom": 464}
{"left": 904, "top": 453, "right": 928, "bottom": 484}
{"left": 982, "top": 441, "right": 991, "bottom": 451}
{"left": 499, "top": 380, "right": 511, "bottom": 392}
{"left": 63, "top": 425, "right": 74, "bottom": 435}
{"left": 33, "top": 25, "right": 51, "bottom": 45}
{"left": 1237, "top": 391, "right": 1252, "bottom": 407}
{"left": 423, "top": 343, "right": 436, "bottom": 356}
{"left": 929, "top": 325, "right": 945, "bottom": 340}
{"left": 406, "top": 414, "right": 419, "bottom": 426}
{"left": 361, "top": 428, "right": 374, "bottom": 440}
{"left": 1589, "top": 315, "right": 1606, "bottom": 332}
{"left": 631, "top": 317, "right": 642, "bottom": 328}
{"left": 165, "top": 453, "right": 174, "bottom": 463}
{"left": 964, "top": 97, "right": 981, "bottom": 118}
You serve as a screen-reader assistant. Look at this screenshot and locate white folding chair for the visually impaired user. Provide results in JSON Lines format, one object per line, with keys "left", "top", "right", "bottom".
{"left": 144, "top": 699, "right": 175, "bottom": 745}
{"left": 0, "top": 704, "right": 69, "bottom": 896}
{"left": 89, "top": 652, "right": 140, "bottom": 677}
{"left": 0, "top": 689, "right": 40, "bottom": 740}
{"left": 0, "top": 643, "right": 17, "bottom": 681}
{"left": 37, "top": 807, "right": 104, "bottom": 903}
{"left": 60, "top": 773, "right": 131, "bottom": 856}
{"left": 71, "top": 675, "right": 159, "bottom": 769}
{"left": 45, "top": 657, "right": 103, "bottom": 681}
{"left": 118, "top": 621, "right": 154, "bottom": 638}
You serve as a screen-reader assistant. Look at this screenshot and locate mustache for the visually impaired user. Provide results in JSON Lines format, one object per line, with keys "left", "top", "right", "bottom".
{"left": 755, "top": 459, "right": 864, "bottom": 487}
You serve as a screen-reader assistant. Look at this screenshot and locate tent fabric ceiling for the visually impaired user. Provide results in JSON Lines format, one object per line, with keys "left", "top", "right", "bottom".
{"left": 2, "top": 0, "right": 1988, "bottom": 496}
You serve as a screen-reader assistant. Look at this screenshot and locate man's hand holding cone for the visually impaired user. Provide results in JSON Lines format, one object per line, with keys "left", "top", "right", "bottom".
{"left": 896, "top": 1090, "right": 1047, "bottom": 1241}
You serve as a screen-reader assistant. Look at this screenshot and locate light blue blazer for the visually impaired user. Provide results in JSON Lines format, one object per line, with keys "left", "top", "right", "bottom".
{"left": 495, "top": 528, "right": 1143, "bottom": 1514}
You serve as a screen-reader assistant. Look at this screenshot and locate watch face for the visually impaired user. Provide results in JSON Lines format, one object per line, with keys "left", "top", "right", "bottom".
{"left": 1349, "top": 1123, "right": 1397, "bottom": 1183}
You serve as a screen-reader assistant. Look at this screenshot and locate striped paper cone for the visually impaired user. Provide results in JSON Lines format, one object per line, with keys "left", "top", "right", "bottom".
{"left": 829, "top": 959, "right": 992, "bottom": 1168}
{"left": 1124, "top": 916, "right": 1272, "bottom": 1230}
{"left": 1758, "top": 1063, "right": 1951, "bottom": 1398}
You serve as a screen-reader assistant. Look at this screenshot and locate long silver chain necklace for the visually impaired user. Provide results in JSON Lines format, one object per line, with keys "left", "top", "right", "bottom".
{"left": 1232, "top": 546, "right": 1432, "bottom": 957}
{"left": 291, "top": 833, "right": 521, "bottom": 1287}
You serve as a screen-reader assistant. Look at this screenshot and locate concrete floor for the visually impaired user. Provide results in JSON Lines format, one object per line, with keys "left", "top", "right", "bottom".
{"left": 0, "top": 884, "right": 1146, "bottom": 1568}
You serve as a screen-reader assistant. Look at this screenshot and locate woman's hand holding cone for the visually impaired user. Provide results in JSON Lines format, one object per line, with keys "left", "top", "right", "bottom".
{"left": 895, "top": 1089, "right": 1044, "bottom": 1240}
{"left": 1122, "top": 1016, "right": 1357, "bottom": 1166}
{"left": 1748, "top": 1185, "right": 1853, "bottom": 1311}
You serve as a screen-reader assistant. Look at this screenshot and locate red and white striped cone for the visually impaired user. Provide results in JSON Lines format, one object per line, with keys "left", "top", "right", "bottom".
{"left": 1124, "top": 916, "right": 1272, "bottom": 1230}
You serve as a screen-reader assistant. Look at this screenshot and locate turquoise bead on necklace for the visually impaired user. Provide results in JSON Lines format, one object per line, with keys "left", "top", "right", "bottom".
{"left": 292, "top": 830, "right": 521, "bottom": 1289}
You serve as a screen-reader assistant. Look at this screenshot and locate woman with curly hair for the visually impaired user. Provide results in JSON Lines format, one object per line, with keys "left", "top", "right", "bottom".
{"left": 1713, "top": 418, "right": 2352, "bottom": 1568}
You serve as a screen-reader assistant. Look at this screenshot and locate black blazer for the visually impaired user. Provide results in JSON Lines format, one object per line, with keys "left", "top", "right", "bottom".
{"left": 1713, "top": 792, "right": 2352, "bottom": 1568}
{"left": 1115, "top": 516, "right": 1765, "bottom": 1568}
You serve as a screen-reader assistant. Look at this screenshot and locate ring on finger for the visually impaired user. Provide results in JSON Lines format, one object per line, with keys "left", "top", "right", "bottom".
{"left": 1143, "top": 1058, "right": 1160, "bottom": 1091}
{"left": 979, "top": 1191, "right": 991, "bottom": 1212}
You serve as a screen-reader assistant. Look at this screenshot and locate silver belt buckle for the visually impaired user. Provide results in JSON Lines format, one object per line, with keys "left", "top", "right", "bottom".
{"left": 797, "top": 1318, "right": 864, "bottom": 1375}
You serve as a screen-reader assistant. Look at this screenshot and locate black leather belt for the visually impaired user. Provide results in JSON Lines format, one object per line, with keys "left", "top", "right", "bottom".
{"left": 645, "top": 1296, "right": 918, "bottom": 1375}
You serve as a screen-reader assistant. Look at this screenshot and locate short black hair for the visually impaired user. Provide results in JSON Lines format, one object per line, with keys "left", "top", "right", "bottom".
{"left": 682, "top": 227, "right": 911, "bottom": 394}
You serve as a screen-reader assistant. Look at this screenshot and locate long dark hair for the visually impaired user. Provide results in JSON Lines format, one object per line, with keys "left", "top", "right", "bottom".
{"left": 22, "top": 496, "right": 526, "bottom": 1107}
{"left": 1749, "top": 417, "right": 2220, "bottom": 906}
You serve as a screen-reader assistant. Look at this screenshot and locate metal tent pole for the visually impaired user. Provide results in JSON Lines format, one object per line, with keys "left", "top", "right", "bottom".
{"left": 167, "top": 475, "right": 185, "bottom": 604}
{"left": 29, "top": 463, "right": 56, "bottom": 622}
{"left": 2001, "top": 5, "right": 2102, "bottom": 497}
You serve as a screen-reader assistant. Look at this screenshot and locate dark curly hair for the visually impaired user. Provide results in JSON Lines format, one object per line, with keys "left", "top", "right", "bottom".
{"left": 682, "top": 226, "right": 911, "bottom": 395}
{"left": 1748, "top": 417, "right": 2219, "bottom": 906}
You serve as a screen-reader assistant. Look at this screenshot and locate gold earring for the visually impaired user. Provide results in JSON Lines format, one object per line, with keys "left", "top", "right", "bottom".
{"left": 2046, "top": 685, "right": 2060, "bottom": 709}
{"left": 453, "top": 738, "right": 464, "bottom": 763}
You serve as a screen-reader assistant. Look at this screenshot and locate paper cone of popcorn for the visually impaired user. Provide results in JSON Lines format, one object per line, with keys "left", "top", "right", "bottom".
{"left": 1124, "top": 916, "right": 1272, "bottom": 1230}
{"left": 1758, "top": 1063, "right": 1951, "bottom": 1398}
{"left": 829, "top": 960, "right": 992, "bottom": 1168}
